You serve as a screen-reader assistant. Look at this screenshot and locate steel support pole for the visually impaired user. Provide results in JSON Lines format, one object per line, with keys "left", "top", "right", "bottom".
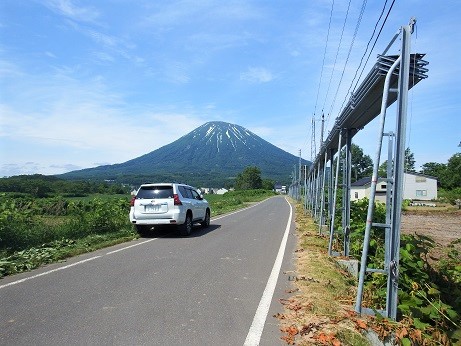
{"left": 311, "top": 173, "right": 315, "bottom": 216}
{"left": 314, "top": 164, "right": 321, "bottom": 222}
{"left": 355, "top": 55, "right": 402, "bottom": 315}
{"left": 303, "top": 181, "right": 306, "bottom": 211}
{"left": 328, "top": 149, "right": 335, "bottom": 234}
{"left": 328, "top": 130, "right": 342, "bottom": 256}
{"left": 308, "top": 174, "right": 314, "bottom": 216}
{"left": 387, "top": 22, "right": 412, "bottom": 320}
{"left": 318, "top": 152, "right": 328, "bottom": 235}
{"left": 298, "top": 150, "right": 302, "bottom": 201}
{"left": 384, "top": 132, "right": 394, "bottom": 267}
{"left": 343, "top": 129, "right": 352, "bottom": 256}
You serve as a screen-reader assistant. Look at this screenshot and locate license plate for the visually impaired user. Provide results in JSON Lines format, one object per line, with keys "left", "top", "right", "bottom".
{"left": 145, "top": 204, "right": 160, "bottom": 212}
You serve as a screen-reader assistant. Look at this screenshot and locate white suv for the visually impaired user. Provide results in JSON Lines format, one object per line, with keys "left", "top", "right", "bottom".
{"left": 129, "top": 183, "right": 210, "bottom": 236}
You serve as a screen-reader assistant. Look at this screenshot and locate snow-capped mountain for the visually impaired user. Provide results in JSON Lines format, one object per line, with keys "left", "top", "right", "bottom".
{"left": 60, "top": 121, "right": 310, "bottom": 186}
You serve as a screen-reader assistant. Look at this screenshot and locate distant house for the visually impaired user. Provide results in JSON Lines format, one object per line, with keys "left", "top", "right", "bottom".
{"left": 351, "top": 177, "right": 388, "bottom": 203}
{"left": 403, "top": 172, "right": 438, "bottom": 200}
{"left": 274, "top": 183, "right": 283, "bottom": 193}
{"left": 215, "top": 188, "right": 229, "bottom": 195}
{"left": 350, "top": 172, "right": 437, "bottom": 202}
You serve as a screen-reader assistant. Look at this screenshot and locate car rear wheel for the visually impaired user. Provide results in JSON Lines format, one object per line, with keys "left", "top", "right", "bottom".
{"left": 179, "top": 213, "right": 192, "bottom": 236}
{"left": 201, "top": 210, "right": 210, "bottom": 228}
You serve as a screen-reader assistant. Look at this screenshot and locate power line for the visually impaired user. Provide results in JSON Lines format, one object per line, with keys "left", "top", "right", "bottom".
{"left": 338, "top": 0, "right": 393, "bottom": 112}
{"left": 351, "top": 0, "right": 396, "bottom": 93}
{"left": 311, "top": 0, "right": 335, "bottom": 162}
{"left": 326, "top": 0, "right": 368, "bottom": 122}
{"left": 322, "top": 0, "right": 353, "bottom": 129}
{"left": 313, "top": 0, "right": 335, "bottom": 118}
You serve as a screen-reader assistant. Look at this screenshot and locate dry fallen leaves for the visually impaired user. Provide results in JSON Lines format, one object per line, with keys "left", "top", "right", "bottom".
{"left": 314, "top": 331, "right": 341, "bottom": 345}
{"left": 280, "top": 325, "right": 299, "bottom": 345}
{"left": 355, "top": 319, "right": 367, "bottom": 330}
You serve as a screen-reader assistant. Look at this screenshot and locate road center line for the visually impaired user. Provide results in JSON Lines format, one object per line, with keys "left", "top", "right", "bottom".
{"left": 244, "top": 197, "right": 293, "bottom": 346}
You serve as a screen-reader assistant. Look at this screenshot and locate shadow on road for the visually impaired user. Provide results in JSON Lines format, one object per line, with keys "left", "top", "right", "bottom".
{"left": 137, "top": 223, "right": 222, "bottom": 239}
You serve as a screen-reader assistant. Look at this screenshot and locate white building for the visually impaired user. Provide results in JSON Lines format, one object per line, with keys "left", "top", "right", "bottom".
{"left": 215, "top": 188, "right": 229, "bottom": 195}
{"left": 350, "top": 172, "right": 437, "bottom": 203}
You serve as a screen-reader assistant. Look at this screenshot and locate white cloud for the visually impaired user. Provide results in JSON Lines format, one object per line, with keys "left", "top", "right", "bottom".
{"left": 0, "top": 61, "right": 209, "bottom": 176}
{"left": 42, "top": 0, "right": 100, "bottom": 23}
{"left": 0, "top": 59, "right": 24, "bottom": 78}
{"left": 240, "top": 67, "right": 273, "bottom": 83}
{"left": 165, "top": 61, "right": 191, "bottom": 84}
{"left": 143, "top": 1, "right": 261, "bottom": 29}
{"left": 92, "top": 51, "right": 115, "bottom": 63}
{"left": 0, "top": 103, "right": 206, "bottom": 176}
{"left": 45, "top": 51, "right": 57, "bottom": 58}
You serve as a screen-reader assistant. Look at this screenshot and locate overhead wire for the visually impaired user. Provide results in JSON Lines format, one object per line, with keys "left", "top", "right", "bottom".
{"left": 311, "top": 0, "right": 335, "bottom": 160}
{"left": 322, "top": 0, "right": 353, "bottom": 129}
{"left": 326, "top": 0, "right": 368, "bottom": 127}
{"left": 350, "top": 0, "right": 396, "bottom": 98}
{"left": 313, "top": 0, "right": 335, "bottom": 118}
{"left": 338, "top": 0, "right": 394, "bottom": 112}
{"left": 312, "top": 0, "right": 398, "bottom": 159}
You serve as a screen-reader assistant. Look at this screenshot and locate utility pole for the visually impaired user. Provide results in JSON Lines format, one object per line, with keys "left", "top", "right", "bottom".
{"left": 298, "top": 149, "right": 302, "bottom": 184}
{"left": 320, "top": 113, "right": 325, "bottom": 148}
{"left": 311, "top": 116, "right": 316, "bottom": 161}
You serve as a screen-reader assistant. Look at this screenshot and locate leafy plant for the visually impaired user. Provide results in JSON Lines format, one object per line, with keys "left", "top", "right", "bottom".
{"left": 336, "top": 196, "right": 461, "bottom": 344}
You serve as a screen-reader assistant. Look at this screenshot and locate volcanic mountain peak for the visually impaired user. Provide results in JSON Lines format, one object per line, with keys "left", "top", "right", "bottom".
{"left": 187, "top": 121, "right": 258, "bottom": 152}
{"left": 59, "top": 121, "right": 310, "bottom": 186}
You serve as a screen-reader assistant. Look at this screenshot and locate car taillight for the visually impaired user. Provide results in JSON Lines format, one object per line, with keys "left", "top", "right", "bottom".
{"left": 173, "top": 194, "right": 182, "bottom": 205}
{"left": 130, "top": 196, "right": 136, "bottom": 206}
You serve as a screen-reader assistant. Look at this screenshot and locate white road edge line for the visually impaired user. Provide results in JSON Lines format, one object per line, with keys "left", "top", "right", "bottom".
{"left": 244, "top": 197, "right": 293, "bottom": 346}
{"left": 105, "top": 238, "right": 156, "bottom": 254}
{"left": 0, "top": 256, "right": 101, "bottom": 290}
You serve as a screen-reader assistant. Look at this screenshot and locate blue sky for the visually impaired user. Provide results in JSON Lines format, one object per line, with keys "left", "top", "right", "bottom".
{"left": 1, "top": 0, "right": 460, "bottom": 177}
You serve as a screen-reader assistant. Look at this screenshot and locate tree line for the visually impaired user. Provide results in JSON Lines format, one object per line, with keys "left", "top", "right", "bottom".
{"left": 1, "top": 148, "right": 458, "bottom": 198}
{"left": 0, "top": 174, "right": 129, "bottom": 197}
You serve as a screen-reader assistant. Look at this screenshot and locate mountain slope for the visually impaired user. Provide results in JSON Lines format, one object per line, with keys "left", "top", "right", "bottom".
{"left": 59, "top": 121, "right": 310, "bottom": 186}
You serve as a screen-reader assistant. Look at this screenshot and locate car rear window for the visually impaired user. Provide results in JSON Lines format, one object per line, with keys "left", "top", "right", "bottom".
{"left": 137, "top": 186, "right": 173, "bottom": 199}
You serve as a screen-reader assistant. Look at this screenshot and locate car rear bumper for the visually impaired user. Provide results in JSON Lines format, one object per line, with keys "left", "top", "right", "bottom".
{"left": 129, "top": 209, "right": 186, "bottom": 225}
{"left": 131, "top": 218, "right": 182, "bottom": 225}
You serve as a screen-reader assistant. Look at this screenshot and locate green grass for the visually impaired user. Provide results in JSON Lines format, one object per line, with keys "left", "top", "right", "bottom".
{"left": 0, "top": 229, "right": 137, "bottom": 278}
{"left": 205, "top": 189, "right": 276, "bottom": 216}
{"left": 64, "top": 193, "right": 131, "bottom": 202}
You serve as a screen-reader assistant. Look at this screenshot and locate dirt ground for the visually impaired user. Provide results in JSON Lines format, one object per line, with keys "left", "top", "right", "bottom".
{"left": 401, "top": 209, "right": 461, "bottom": 259}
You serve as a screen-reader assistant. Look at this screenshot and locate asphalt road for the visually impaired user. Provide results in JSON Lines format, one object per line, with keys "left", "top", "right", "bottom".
{"left": 0, "top": 196, "right": 296, "bottom": 346}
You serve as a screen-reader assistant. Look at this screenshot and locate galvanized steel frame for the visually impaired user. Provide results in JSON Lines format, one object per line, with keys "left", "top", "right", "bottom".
{"left": 302, "top": 19, "right": 428, "bottom": 319}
